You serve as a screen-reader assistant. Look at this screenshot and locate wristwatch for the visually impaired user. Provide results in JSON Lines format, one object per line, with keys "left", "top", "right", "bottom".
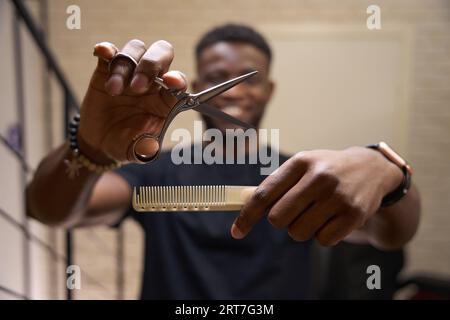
{"left": 367, "top": 142, "right": 413, "bottom": 207}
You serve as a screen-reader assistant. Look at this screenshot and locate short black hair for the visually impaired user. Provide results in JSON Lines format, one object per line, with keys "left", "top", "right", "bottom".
{"left": 195, "top": 23, "right": 272, "bottom": 64}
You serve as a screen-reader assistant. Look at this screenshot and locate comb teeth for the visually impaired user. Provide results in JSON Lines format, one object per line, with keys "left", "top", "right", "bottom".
{"left": 132, "top": 185, "right": 256, "bottom": 212}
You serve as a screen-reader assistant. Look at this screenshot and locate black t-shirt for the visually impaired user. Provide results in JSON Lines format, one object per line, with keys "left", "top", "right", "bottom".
{"left": 115, "top": 145, "right": 312, "bottom": 299}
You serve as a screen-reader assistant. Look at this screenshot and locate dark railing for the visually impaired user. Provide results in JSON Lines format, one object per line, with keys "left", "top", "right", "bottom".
{"left": 0, "top": 0, "right": 124, "bottom": 300}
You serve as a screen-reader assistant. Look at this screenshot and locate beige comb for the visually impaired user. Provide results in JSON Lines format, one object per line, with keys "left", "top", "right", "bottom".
{"left": 132, "top": 185, "right": 257, "bottom": 212}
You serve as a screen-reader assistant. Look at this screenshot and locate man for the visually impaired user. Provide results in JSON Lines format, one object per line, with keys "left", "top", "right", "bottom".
{"left": 27, "top": 24, "right": 420, "bottom": 299}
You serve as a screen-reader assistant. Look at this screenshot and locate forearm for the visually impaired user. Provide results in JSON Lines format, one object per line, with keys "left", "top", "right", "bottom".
{"left": 26, "top": 141, "right": 101, "bottom": 227}
{"left": 363, "top": 183, "right": 421, "bottom": 250}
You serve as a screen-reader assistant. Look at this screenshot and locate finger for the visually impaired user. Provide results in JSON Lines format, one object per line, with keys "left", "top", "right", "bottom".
{"left": 160, "top": 71, "right": 188, "bottom": 107}
{"left": 267, "top": 169, "right": 337, "bottom": 229}
{"left": 105, "top": 39, "right": 147, "bottom": 96}
{"left": 130, "top": 40, "right": 174, "bottom": 94}
{"left": 93, "top": 42, "right": 119, "bottom": 73}
{"left": 231, "top": 154, "right": 309, "bottom": 239}
{"left": 266, "top": 172, "right": 316, "bottom": 229}
{"left": 287, "top": 199, "right": 337, "bottom": 242}
{"left": 315, "top": 215, "right": 358, "bottom": 246}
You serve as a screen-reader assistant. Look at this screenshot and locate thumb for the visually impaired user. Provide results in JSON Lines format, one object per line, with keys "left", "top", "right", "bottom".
{"left": 160, "top": 70, "right": 189, "bottom": 107}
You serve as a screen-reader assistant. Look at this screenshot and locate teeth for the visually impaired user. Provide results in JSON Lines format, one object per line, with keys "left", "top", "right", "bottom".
{"left": 132, "top": 185, "right": 256, "bottom": 212}
{"left": 134, "top": 185, "right": 226, "bottom": 211}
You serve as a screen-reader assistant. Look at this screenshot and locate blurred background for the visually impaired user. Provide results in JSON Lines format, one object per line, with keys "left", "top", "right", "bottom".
{"left": 0, "top": 0, "right": 449, "bottom": 299}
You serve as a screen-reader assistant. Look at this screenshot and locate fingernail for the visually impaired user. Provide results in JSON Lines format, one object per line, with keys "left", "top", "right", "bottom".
{"left": 231, "top": 224, "right": 245, "bottom": 239}
{"left": 164, "top": 71, "right": 185, "bottom": 89}
{"left": 177, "top": 71, "right": 187, "bottom": 82}
{"left": 105, "top": 74, "right": 124, "bottom": 96}
{"left": 171, "top": 72, "right": 184, "bottom": 82}
{"left": 130, "top": 73, "right": 149, "bottom": 93}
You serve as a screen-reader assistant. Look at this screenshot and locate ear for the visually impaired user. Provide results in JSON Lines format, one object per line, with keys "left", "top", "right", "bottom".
{"left": 266, "top": 79, "right": 275, "bottom": 101}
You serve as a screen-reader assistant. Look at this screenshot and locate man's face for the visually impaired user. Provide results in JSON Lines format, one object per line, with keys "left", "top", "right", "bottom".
{"left": 193, "top": 41, "right": 274, "bottom": 132}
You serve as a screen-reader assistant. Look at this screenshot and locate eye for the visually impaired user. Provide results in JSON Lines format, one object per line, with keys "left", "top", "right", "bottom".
{"left": 238, "top": 69, "right": 264, "bottom": 86}
{"left": 244, "top": 74, "right": 263, "bottom": 85}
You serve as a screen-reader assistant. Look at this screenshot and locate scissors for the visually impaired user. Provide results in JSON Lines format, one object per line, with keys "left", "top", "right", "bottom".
{"left": 108, "top": 52, "right": 258, "bottom": 163}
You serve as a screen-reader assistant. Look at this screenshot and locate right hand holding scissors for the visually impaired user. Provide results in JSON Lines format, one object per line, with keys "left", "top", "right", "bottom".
{"left": 78, "top": 39, "right": 188, "bottom": 164}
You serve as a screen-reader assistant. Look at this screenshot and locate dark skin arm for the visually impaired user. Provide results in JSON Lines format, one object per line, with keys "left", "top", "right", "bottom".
{"left": 26, "top": 142, "right": 131, "bottom": 228}
{"left": 231, "top": 146, "right": 421, "bottom": 251}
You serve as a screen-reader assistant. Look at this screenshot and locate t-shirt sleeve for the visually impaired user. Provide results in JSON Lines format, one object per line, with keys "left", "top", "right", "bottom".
{"left": 111, "top": 163, "right": 145, "bottom": 227}
{"left": 115, "top": 163, "right": 145, "bottom": 189}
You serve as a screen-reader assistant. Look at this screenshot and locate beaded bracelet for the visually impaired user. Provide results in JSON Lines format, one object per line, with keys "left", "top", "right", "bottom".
{"left": 64, "top": 113, "right": 121, "bottom": 178}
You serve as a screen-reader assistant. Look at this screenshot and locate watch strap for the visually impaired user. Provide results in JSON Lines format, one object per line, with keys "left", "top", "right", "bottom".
{"left": 367, "top": 143, "right": 412, "bottom": 207}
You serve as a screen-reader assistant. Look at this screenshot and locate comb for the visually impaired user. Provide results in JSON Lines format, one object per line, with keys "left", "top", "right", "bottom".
{"left": 132, "top": 185, "right": 257, "bottom": 212}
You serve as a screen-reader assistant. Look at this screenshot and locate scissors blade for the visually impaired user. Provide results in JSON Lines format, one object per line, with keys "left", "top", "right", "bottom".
{"left": 194, "top": 104, "right": 254, "bottom": 129}
{"left": 192, "top": 71, "right": 258, "bottom": 104}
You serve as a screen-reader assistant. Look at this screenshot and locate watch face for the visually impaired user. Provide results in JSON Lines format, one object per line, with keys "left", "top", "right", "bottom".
{"left": 378, "top": 142, "right": 413, "bottom": 175}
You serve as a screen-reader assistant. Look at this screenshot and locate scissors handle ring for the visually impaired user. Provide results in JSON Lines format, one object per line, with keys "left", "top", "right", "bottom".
{"left": 107, "top": 52, "right": 138, "bottom": 73}
{"left": 128, "top": 98, "right": 188, "bottom": 164}
{"left": 128, "top": 133, "right": 161, "bottom": 163}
